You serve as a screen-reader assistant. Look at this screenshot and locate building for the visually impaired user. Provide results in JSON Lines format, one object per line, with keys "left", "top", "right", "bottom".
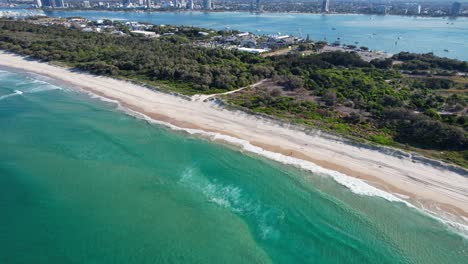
{"left": 204, "top": 0, "right": 212, "bottom": 10}
{"left": 39, "top": 0, "right": 64, "bottom": 8}
{"left": 131, "top": 30, "right": 158, "bottom": 37}
{"left": 240, "top": 39, "right": 257, "bottom": 48}
{"left": 83, "top": 0, "right": 91, "bottom": 8}
{"left": 36, "top": 0, "right": 42, "bottom": 7}
{"left": 146, "top": 0, "right": 150, "bottom": 8}
{"left": 41, "top": 0, "right": 53, "bottom": 7}
{"left": 188, "top": 0, "right": 194, "bottom": 9}
{"left": 54, "top": 0, "right": 64, "bottom": 7}
{"left": 322, "top": 0, "right": 329, "bottom": 13}
{"left": 417, "top": 4, "right": 421, "bottom": 15}
{"left": 123, "top": 0, "right": 131, "bottom": 7}
{"left": 451, "top": 2, "right": 462, "bottom": 16}
{"left": 256, "top": 0, "right": 262, "bottom": 11}
{"left": 375, "top": 5, "right": 388, "bottom": 15}
{"left": 237, "top": 47, "right": 269, "bottom": 54}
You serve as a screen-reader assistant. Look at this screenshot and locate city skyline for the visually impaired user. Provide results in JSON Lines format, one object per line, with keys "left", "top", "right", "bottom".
{"left": 8, "top": 0, "right": 465, "bottom": 17}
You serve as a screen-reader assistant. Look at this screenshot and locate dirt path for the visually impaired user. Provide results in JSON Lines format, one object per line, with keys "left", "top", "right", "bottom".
{"left": 191, "top": 79, "right": 268, "bottom": 101}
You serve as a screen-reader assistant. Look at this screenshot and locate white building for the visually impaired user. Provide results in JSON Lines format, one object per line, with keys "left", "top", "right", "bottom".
{"left": 237, "top": 47, "right": 269, "bottom": 54}
{"left": 204, "top": 0, "right": 212, "bottom": 10}
{"left": 322, "top": 0, "right": 329, "bottom": 13}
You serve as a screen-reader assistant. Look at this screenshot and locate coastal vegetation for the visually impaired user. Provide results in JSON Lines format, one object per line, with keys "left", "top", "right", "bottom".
{"left": 0, "top": 20, "right": 261, "bottom": 94}
{"left": 0, "top": 19, "right": 466, "bottom": 167}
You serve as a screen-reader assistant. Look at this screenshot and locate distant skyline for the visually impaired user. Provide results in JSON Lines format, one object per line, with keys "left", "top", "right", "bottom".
{"left": 2, "top": 0, "right": 468, "bottom": 3}
{"left": 2, "top": 0, "right": 466, "bottom": 17}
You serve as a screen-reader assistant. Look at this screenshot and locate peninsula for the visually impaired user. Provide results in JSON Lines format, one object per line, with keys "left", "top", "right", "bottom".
{"left": 0, "top": 17, "right": 467, "bottom": 231}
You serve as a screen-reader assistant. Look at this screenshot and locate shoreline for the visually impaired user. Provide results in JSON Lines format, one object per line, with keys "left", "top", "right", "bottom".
{"left": 18, "top": 8, "right": 468, "bottom": 19}
{"left": 1, "top": 51, "right": 467, "bottom": 234}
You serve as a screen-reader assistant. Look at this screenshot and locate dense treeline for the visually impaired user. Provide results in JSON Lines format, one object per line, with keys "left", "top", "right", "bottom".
{"left": 393, "top": 52, "right": 468, "bottom": 73}
{"left": 0, "top": 20, "right": 466, "bottom": 166}
{"left": 381, "top": 108, "right": 466, "bottom": 150}
{"left": 228, "top": 51, "right": 467, "bottom": 164}
{"left": 0, "top": 20, "right": 269, "bottom": 92}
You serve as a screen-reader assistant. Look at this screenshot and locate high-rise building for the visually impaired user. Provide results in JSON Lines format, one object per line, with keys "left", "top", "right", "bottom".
{"left": 204, "top": 0, "right": 211, "bottom": 10}
{"left": 146, "top": 0, "right": 150, "bottom": 8}
{"left": 375, "top": 5, "right": 388, "bottom": 15}
{"left": 41, "top": 0, "right": 51, "bottom": 7}
{"left": 256, "top": 0, "right": 262, "bottom": 11}
{"left": 417, "top": 4, "right": 421, "bottom": 15}
{"left": 322, "top": 0, "right": 329, "bottom": 13}
{"left": 55, "top": 0, "right": 64, "bottom": 7}
{"left": 188, "top": 0, "right": 194, "bottom": 9}
{"left": 451, "top": 2, "right": 462, "bottom": 16}
{"left": 36, "top": 0, "right": 42, "bottom": 7}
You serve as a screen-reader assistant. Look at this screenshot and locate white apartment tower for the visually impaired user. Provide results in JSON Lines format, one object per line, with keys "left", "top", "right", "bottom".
{"left": 322, "top": 0, "right": 329, "bottom": 13}
{"left": 204, "top": 0, "right": 212, "bottom": 10}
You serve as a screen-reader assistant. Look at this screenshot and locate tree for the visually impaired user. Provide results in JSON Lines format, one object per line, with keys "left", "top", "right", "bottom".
{"left": 278, "top": 75, "right": 304, "bottom": 90}
{"left": 322, "top": 89, "right": 338, "bottom": 106}
{"left": 424, "top": 108, "right": 441, "bottom": 120}
{"left": 313, "top": 41, "right": 327, "bottom": 51}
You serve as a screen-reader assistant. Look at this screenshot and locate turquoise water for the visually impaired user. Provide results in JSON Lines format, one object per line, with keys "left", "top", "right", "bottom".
{"left": 36, "top": 10, "right": 468, "bottom": 61}
{"left": 0, "top": 69, "right": 467, "bottom": 263}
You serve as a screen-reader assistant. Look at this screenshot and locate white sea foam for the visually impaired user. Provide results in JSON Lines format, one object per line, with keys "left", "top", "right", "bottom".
{"left": 30, "top": 79, "right": 49, "bottom": 85}
{"left": 0, "top": 90, "right": 22, "bottom": 101}
{"left": 179, "top": 167, "right": 280, "bottom": 240}
{"left": 27, "top": 85, "right": 62, "bottom": 94}
{"left": 78, "top": 87, "right": 468, "bottom": 238}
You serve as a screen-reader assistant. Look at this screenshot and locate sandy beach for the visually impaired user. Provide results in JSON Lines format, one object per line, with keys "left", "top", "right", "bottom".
{"left": 1, "top": 51, "right": 467, "bottom": 230}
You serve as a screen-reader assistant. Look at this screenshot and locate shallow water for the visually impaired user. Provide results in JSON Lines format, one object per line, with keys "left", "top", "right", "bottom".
{"left": 0, "top": 69, "right": 467, "bottom": 263}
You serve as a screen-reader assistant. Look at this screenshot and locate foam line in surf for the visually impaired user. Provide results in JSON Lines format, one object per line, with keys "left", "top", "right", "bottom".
{"left": 76, "top": 87, "right": 468, "bottom": 238}
{"left": 0, "top": 90, "right": 22, "bottom": 100}
{"left": 27, "top": 85, "right": 62, "bottom": 93}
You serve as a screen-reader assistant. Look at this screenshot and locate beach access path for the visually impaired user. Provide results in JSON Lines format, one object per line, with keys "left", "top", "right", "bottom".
{"left": 1, "top": 51, "right": 467, "bottom": 230}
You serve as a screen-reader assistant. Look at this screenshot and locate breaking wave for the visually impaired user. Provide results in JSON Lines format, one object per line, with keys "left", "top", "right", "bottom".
{"left": 179, "top": 166, "right": 282, "bottom": 240}
{"left": 65, "top": 85, "right": 468, "bottom": 238}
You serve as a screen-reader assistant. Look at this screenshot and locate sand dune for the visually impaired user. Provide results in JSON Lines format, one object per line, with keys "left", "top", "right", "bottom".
{"left": 1, "top": 51, "right": 467, "bottom": 231}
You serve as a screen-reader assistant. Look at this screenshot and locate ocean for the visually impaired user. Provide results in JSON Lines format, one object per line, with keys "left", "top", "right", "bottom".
{"left": 1, "top": 69, "right": 467, "bottom": 263}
